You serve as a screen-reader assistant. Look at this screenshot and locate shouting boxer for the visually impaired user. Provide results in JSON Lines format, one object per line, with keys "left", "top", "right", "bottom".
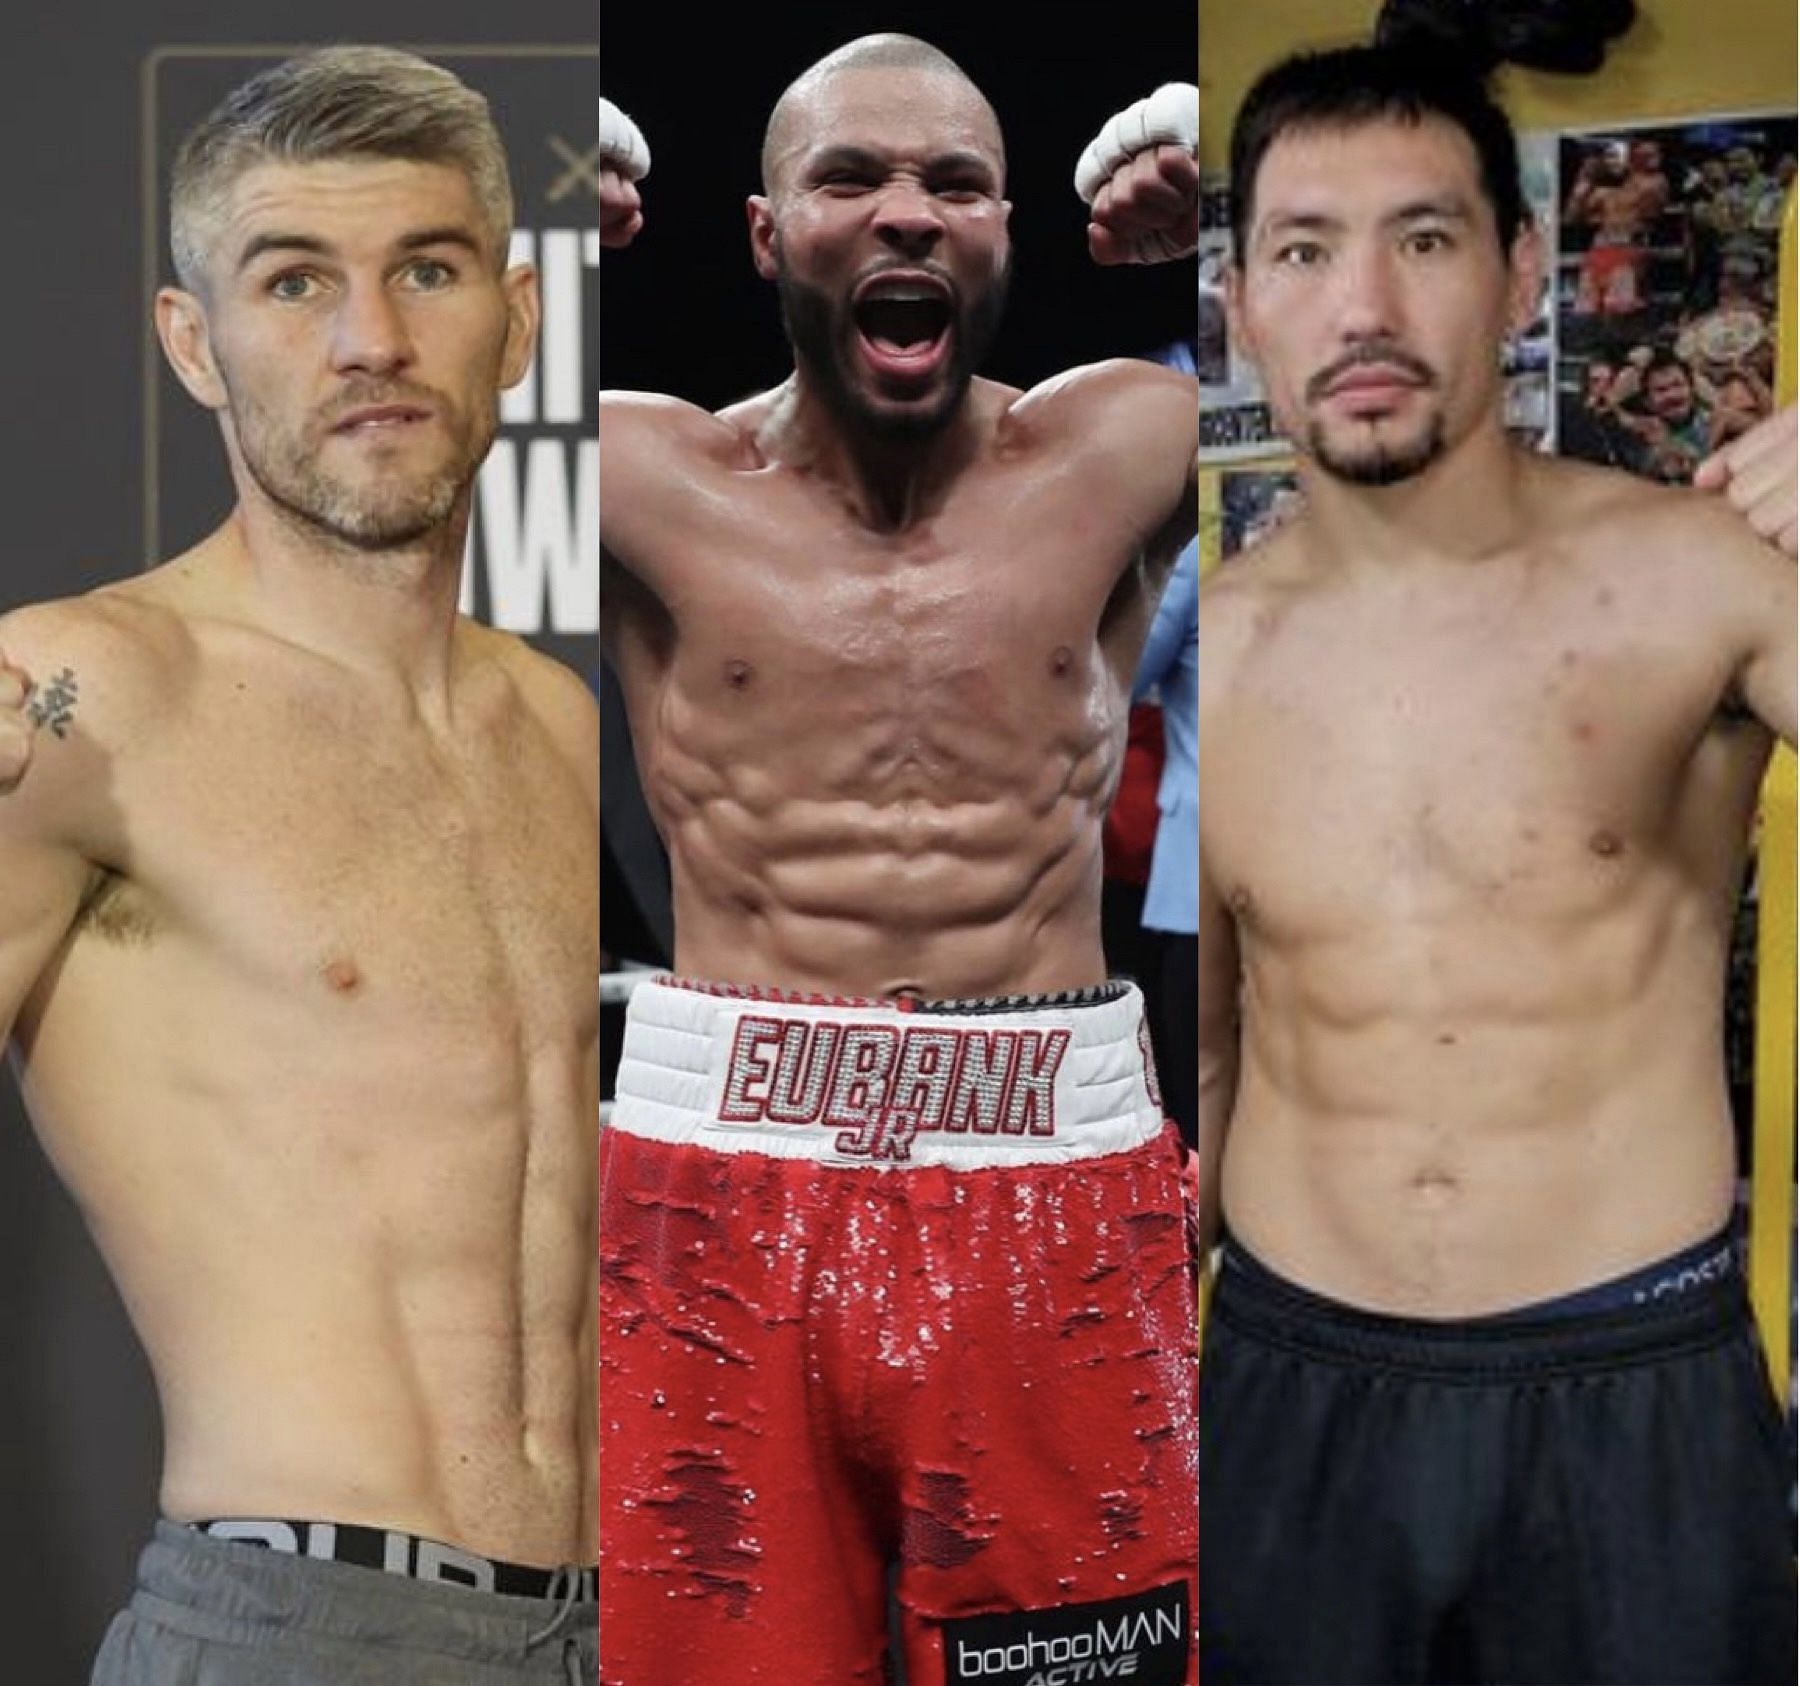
{"left": 0, "top": 48, "right": 598, "bottom": 1685}
{"left": 1195, "top": 23, "right": 1796, "bottom": 1685}
{"left": 599, "top": 35, "right": 1200, "bottom": 1686}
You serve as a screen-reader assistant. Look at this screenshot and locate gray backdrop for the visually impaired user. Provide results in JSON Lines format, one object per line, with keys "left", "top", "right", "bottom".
{"left": 0, "top": 4, "right": 594, "bottom": 1677}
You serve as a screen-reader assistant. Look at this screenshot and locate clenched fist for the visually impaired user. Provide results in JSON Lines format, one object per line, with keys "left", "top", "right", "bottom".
{"left": 0, "top": 649, "right": 35, "bottom": 794}
{"left": 599, "top": 98, "right": 651, "bottom": 251}
{"left": 1695, "top": 402, "right": 1798, "bottom": 557}
{"left": 1075, "top": 84, "right": 1201, "bottom": 266}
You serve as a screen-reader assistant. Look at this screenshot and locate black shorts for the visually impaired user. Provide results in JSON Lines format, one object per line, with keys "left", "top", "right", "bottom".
{"left": 1197, "top": 1241, "right": 1795, "bottom": 1685}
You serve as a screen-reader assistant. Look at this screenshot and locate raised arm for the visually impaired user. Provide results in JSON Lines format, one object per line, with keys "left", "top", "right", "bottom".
{"left": 597, "top": 98, "right": 650, "bottom": 250}
{"left": 1694, "top": 400, "right": 1797, "bottom": 558}
{"left": 1074, "top": 83, "right": 1200, "bottom": 267}
{"left": 598, "top": 394, "right": 748, "bottom": 566}
{"left": 0, "top": 610, "right": 109, "bottom": 1051}
{"left": 1133, "top": 541, "right": 1199, "bottom": 704}
{"left": 1695, "top": 403, "right": 1797, "bottom": 744}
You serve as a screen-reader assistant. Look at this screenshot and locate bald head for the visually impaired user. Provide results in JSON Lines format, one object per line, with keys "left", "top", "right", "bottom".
{"left": 760, "top": 34, "right": 1004, "bottom": 195}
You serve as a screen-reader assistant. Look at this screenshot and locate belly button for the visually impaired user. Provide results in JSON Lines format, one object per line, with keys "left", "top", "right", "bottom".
{"left": 723, "top": 659, "right": 753, "bottom": 691}
{"left": 1049, "top": 645, "right": 1074, "bottom": 678}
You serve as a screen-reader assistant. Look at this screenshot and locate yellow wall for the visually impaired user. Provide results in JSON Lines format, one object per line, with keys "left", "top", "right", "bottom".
{"left": 1199, "top": 0, "right": 1797, "bottom": 168}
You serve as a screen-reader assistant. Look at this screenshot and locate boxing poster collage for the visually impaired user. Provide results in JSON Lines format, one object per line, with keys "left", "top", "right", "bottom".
{"left": 0, "top": 1, "right": 1794, "bottom": 1683}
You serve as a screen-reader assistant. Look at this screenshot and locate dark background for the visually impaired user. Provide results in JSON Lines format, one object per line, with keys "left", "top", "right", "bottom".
{"left": 0, "top": 4, "right": 592, "bottom": 1677}
{"left": 599, "top": 1, "right": 1199, "bottom": 974}
{"left": 600, "top": 3, "right": 1197, "bottom": 402}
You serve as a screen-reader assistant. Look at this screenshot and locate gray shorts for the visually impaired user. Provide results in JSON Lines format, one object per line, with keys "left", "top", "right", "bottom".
{"left": 92, "top": 1521, "right": 599, "bottom": 1685}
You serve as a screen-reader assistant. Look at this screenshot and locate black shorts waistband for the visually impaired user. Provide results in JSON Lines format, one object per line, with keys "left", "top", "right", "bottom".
{"left": 1210, "top": 1235, "right": 1754, "bottom": 1381}
{"left": 191, "top": 1519, "right": 596, "bottom": 1603}
{"left": 1479, "top": 1224, "right": 1738, "bottom": 1322}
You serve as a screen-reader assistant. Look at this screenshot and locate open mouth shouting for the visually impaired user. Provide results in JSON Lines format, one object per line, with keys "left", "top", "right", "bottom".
{"left": 851, "top": 269, "right": 954, "bottom": 386}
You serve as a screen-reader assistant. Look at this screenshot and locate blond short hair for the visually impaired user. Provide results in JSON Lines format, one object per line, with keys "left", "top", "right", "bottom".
{"left": 170, "top": 45, "right": 514, "bottom": 288}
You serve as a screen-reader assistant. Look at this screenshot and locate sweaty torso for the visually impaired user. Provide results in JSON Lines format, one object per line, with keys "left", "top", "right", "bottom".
{"left": 12, "top": 573, "right": 598, "bottom": 1564}
{"left": 603, "top": 373, "right": 1193, "bottom": 996}
{"left": 1200, "top": 460, "right": 1772, "bottom": 1314}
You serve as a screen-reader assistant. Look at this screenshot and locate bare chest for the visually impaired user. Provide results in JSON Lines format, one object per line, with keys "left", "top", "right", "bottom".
{"left": 1202, "top": 580, "right": 1742, "bottom": 938}
{"left": 632, "top": 473, "right": 1149, "bottom": 799}
{"left": 95, "top": 676, "right": 596, "bottom": 1030}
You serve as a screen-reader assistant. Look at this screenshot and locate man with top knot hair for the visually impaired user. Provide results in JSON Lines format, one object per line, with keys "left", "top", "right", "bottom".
{"left": 1196, "top": 3, "right": 1795, "bottom": 1681}
{"left": 597, "top": 34, "right": 1200, "bottom": 1686}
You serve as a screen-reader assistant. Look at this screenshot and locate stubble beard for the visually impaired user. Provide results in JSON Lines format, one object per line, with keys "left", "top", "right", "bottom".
{"left": 226, "top": 375, "right": 494, "bottom": 552}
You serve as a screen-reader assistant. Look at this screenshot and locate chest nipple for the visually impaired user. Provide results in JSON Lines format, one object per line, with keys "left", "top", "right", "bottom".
{"left": 322, "top": 956, "right": 364, "bottom": 996}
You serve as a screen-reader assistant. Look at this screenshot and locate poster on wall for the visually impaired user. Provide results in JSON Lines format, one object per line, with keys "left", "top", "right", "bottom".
{"left": 1507, "top": 132, "right": 1560, "bottom": 450}
{"left": 1198, "top": 178, "right": 1282, "bottom": 462}
{"left": 1554, "top": 111, "right": 1795, "bottom": 485}
{"left": 1218, "top": 466, "right": 1302, "bottom": 563}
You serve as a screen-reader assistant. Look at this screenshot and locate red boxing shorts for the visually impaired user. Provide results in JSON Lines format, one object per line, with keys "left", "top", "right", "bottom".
{"left": 600, "top": 977, "right": 1198, "bottom": 1686}
{"left": 1576, "top": 238, "right": 1648, "bottom": 315}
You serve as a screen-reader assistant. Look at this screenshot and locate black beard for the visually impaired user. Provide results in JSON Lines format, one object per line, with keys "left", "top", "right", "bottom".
{"left": 1305, "top": 410, "right": 1448, "bottom": 487}
{"left": 775, "top": 262, "right": 1009, "bottom": 444}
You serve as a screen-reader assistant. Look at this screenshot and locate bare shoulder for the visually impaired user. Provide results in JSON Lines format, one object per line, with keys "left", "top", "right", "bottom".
{"left": 462, "top": 621, "right": 598, "bottom": 787}
{"left": 1010, "top": 358, "right": 1198, "bottom": 450}
{"left": 0, "top": 586, "right": 191, "bottom": 745}
{"left": 599, "top": 388, "right": 758, "bottom": 475}
{"left": 598, "top": 391, "right": 761, "bottom": 567}
{"left": 0, "top": 587, "right": 191, "bottom": 851}
{"left": 1196, "top": 531, "right": 1304, "bottom": 704}
{"left": 1540, "top": 454, "right": 1790, "bottom": 611}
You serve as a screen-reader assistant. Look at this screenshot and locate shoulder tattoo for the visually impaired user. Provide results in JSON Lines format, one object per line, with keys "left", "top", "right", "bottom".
{"left": 25, "top": 667, "right": 79, "bottom": 739}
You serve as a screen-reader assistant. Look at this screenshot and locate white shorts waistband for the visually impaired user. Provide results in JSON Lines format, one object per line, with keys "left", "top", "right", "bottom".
{"left": 609, "top": 977, "right": 1168, "bottom": 1168}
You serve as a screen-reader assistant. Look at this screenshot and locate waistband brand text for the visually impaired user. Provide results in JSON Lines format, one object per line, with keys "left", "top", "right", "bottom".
{"left": 720, "top": 1016, "right": 1071, "bottom": 1160}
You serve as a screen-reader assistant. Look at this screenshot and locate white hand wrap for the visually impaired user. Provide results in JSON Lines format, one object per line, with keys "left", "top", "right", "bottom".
{"left": 598, "top": 98, "right": 651, "bottom": 183}
{"left": 1074, "top": 82, "right": 1200, "bottom": 205}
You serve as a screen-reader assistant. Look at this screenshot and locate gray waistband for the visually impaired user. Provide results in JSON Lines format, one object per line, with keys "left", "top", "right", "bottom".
{"left": 131, "top": 1520, "right": 595, "bottom": 1663}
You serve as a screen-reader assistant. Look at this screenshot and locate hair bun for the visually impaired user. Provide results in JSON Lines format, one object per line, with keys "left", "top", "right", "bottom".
{"left": 1376, "top": 0, "right": 1635, "bottom": 78}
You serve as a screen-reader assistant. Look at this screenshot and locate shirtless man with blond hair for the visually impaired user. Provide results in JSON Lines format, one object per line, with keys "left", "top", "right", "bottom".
{"left": 598, "top": 34, "right": 1201, "bottom": 1686}
{"left": 1195, "top": 34, "right": 1795, "bottom": 1686}
{"left": 0, "top": 47, "right": 597, "bottom": 1685}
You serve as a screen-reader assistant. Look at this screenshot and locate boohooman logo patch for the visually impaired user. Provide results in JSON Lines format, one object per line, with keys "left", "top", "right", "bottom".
{"left": 944, "top": 1581, "right": 1190, "bottom": 1685}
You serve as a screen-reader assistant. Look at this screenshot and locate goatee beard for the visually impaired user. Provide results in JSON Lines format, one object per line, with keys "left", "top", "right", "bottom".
{"left": 1306, "top": 411, "right": 1448, "bottom": 487}
{"left": 1301, "top": 341, "right": 1446, "bottom": 488}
